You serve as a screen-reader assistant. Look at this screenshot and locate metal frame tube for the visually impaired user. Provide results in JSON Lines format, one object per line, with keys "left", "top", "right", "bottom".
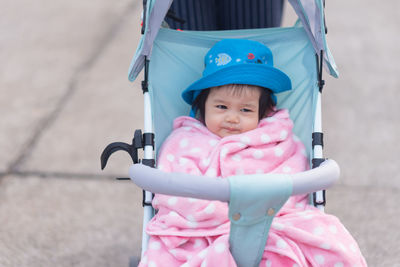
{"left": 141, "top": 91, "right": 154, "bottom": 257}
{"left": 312, "top": 91, "right": 325, "bottom": 211}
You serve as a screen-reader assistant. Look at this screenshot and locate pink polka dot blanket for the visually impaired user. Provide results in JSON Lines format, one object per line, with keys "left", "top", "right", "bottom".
{"left": 140, "top": 109, "right": 367, "bottom": 267}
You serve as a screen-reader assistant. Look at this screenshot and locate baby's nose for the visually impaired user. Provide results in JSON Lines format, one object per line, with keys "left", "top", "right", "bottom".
{"left": 226, "top": 112, "right": 240, "bottom": 123}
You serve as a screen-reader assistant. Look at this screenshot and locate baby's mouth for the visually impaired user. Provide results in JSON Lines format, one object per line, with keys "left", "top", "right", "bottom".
{"left": 223, "top": 126, "right": 240, "bottom": 133}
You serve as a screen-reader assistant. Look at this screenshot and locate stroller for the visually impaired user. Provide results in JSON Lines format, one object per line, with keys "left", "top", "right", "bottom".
{"left": 101, "top": 0, "right": 340, "bottom": 266}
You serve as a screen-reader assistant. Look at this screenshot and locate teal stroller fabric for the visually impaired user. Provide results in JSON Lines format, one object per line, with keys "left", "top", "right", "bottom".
{"left": 148, "top": 26, "right": 318, "bottom": 158}
{"left": 228, "top": 173, "right": 292, "bottom": 267}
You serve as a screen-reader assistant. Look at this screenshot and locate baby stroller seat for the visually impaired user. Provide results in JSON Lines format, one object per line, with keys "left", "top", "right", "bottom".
{"left": 101, "top": 0, "right": 342, "bottom": 266}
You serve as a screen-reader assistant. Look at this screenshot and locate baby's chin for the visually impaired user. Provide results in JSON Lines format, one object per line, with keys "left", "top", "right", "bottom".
{"left": 216, "top": 129, "right": 243, "bottom": 138}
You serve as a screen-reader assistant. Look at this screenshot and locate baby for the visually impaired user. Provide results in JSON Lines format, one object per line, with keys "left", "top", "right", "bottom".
{"left": 139, "top": 39, "right": 366, "bottom": 267}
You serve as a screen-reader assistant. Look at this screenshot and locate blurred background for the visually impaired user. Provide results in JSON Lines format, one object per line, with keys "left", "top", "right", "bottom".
{"left": 0, "top": 0, "right": 399, "bottom": 266}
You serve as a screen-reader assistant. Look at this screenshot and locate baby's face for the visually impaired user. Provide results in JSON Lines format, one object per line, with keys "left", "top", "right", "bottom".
{"left": 204, "top": 85, "right": 260, "bottom": 138}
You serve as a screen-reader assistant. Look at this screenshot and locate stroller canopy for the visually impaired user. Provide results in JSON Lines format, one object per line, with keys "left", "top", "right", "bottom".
{"left": 128, "top": 0, "right": 338, "bottom": 82}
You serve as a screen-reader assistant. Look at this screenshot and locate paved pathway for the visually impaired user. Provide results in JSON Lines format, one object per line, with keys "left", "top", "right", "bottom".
{"left": 1, "top": 0, "right": 399, "bottom": 266}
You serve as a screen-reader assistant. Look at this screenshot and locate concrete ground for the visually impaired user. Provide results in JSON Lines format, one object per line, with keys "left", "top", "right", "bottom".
{"left": 0, "top": 0, "right": 399, "bottom": 266}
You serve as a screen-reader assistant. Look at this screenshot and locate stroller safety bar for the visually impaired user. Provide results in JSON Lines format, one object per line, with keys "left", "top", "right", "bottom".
{"left": 128, "top": 159, "right": 339, "bottom": 202}
{"left": 129, "top": 159, "right": 339, "bottom": 267}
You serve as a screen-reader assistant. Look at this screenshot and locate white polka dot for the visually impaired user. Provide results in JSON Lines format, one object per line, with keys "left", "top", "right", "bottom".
{"left": 221, "top": 148, "right": 229, "bottom": 158}
{"left": 280, "top": 130, "right": 288, "bottom": 140}
{"left": 205, "top": 168, "right": 217, "bottom": 177}
{"left": 148, "top": 261, "right": 157, "bottom": 267}
{"left": 313, "top": 226, "right": 324, "bottom": 236}
{"left": 211, "top": 220, "right": 220, "bottom": 226}
{"left": 169, "top": 211, "right": 179, "bottom": 217}
{"left": 329, "top": 225, "right": 338, "bottom": 234}
{"left": 179, "top": 157, "right": 189, "bottom": 166}
{"left": 265, "top": 260, "right": 272, "bottom": 267}
{"left": 338, "top": 243, "right": 346, "bottom": 252}
{"left": 169, "top": 249, "right": 178, "bottom": 257}
{"left": 266, "top": 117, "right": 277, "bottom": 122}
{"left": 204, "top": 203, "right": 216, "bottom": 214}
{"left": 183, "top": 126, "right": 192, "bottom": 131}
{"left": 232, "top": 155, "right": 242, "bottom": 161}
{"left": 320, "top": 242, "right": 331, "bottom": 250}
{"left": 283, "top": 166, "right": 292, "bottom": 173}
{"left": 274, "top": 147, "right": 284, "bottom": 157}
{"left": 166, "top": 154, "right": 175, "bottom": 162}
{"left": 334, "top": 262, "right": 344, "bottom": 267}
{"left": 295, "top": 202, "right": 305, "bottom": 209}
{"left": 214, "top": 243, "right": 226, "bottom": 253}
{"left": 350, "top": 244, "right": 358, "bottom": 252}
{"left": 168, "top": 197, "right": 178, "bottom": 206}
{"left": 240, "top": 136, "right": 251, "bottom": 144}
{"left": 152, "top": 198, "right": 159, "bottom": 206}
{"left": 193, "top": 123, "right": 202, "bottom": 128}
{"left": 190, "top": 147, "right": 201, "bottom": 153}
{"left": 209, "top": 139, "right": 218, "bottom": 146}
{"left": 252, "top": 150, "right": 264, "bottom": 159}
{"left": 201, "top": 158, "right": 211, "bottom": 167}
{"left": 314, "top": 255, "right": 325, "bottom": 264}
{"left": 180, "top": 138, "right": 189, "bottom": 148}
{"left": 149, "top": 241, "right": 161, "bottom": 250}
{"left": 188, "top": 197, "right": 198, "bottom": 203}
{"left": 271, "top": 222, "right": 285, "bottom": 230}
{"left": 201, "top": 260, "right": 207, "bottom": 267}
{"left": 187, "top": 216, "right": 198, "bottom": 228}
{"left": 301, "top": 211, "right": 314, "bottom": 219}
{"left": 237, "top": 142, "right": 247, "bottom": 149}
{"left": 276, "top": 239, "right": 287, "bottom": 249}
{"left": 198, "top": 249, "right": 208, "bottom": 258}
{"left": 194, "top": 239, "right": 203, "bottom": 248}
{"left": 261, "top": 134, "right": 271, "bottom": 143}
{"left": 236, "top": 58, "right": 241, "bottom": 62}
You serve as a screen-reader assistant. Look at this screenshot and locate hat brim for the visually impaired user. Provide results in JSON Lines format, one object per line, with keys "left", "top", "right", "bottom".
{"left": 182, "top": 64, "right": 292, "bottom": 105}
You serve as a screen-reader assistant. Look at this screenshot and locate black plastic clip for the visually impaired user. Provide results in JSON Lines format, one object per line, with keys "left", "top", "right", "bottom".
{"left": 316, "top": 50, "right": 325, "bottom": 92}
{"left": 312, "top": 157, "right": 326, "bottom": 207}
{"left": 312, "top": 158, "right": 326, "bottom": 169}
{"left": 312, "top": 132, "right": 324, "bottom": 149}
{"left": 313, "top": 190, "right": 326, "bottom": 206}
{"left": 141, "top": 58, "right": 150, "bottom": 93}
{"left": 143, "top": 133, "right": 155, "bottom": 148}
{"left": 142, "top": 190, "right": 154, "bottom": 207}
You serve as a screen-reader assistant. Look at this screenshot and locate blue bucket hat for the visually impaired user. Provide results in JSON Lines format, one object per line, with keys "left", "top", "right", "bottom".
{"left": 181, "top": 39, "right": 292, "bottom": 108}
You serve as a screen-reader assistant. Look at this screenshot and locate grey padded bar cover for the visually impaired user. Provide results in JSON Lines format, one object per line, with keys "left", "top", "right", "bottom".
{"left": 129, "top": 159, "right": 339, "bottom": 201}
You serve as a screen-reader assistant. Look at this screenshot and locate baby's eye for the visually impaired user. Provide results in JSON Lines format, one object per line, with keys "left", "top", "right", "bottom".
{"left": 241, "top": 108, "right": 253, "bottom": 112}
{"left": 216, "top": 105, "right": 227, "bottom": 109}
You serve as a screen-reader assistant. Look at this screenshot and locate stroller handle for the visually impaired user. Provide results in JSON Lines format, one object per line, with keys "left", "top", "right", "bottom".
{"left": 128, "top": 159, "right": 340, "bottom": 202}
